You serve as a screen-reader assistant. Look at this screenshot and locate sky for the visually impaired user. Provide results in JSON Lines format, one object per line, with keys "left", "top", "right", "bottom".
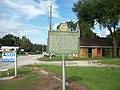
{"left": 0, "top": 0, "right": 109, "bottom": 44}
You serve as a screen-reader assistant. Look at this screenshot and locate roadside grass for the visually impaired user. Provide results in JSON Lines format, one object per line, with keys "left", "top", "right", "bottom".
{"left": 38, "top": 65, "right": 120, "bottom": 90}
{"left": 0, "top": 67, "right": 39, "bottom": 90}
{"left": 17, "top": 54, "right": 28, "bottom": 56}
{"left": 37, "top": 55, "right": 118, "bottom": 61}
{"left": 1, "top": 64, "right": 120, "bottom": 90}
{"left": 98, "top": 60, "right": 120, "bottom": 66}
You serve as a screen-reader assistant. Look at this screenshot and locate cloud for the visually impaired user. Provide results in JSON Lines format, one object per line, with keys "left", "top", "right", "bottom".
{"left": 93, "top": 24, "right": 110, "bottom": 37}
{"left": 0, "top": 0, "right": 61, "bottom": 19}
{"left": 0, "top": 19, "right": 48, "bottom": 38}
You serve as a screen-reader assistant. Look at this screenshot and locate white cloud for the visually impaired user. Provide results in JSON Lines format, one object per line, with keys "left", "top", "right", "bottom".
{"left": 0, "top": 19, "right": 48, "bottom": 40}
{"left": 0, "top": 0, "right": 61, "bottom": 19}
{"left": 93, "top": 25, "right": 110, "bottom": 37}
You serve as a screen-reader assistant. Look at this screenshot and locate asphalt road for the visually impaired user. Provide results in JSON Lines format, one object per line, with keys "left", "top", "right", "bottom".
{"left": 1, "top": 54, "right": 118, "bottom": 70}
{"left": 0, "top": 54, "right": 43, "bottom": 70}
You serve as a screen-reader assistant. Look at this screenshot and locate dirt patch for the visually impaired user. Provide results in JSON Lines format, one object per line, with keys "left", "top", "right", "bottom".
{"left": 30, "top": 67, "right": 88, "bottom": 90}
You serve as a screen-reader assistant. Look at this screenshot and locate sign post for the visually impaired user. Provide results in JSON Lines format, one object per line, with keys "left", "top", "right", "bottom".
{"left": 14, "top": 49, "right": 17, "bottom": 77}
{"left": 1, "top": 46, "right": 19, "bottom": 77}
{"left": 62, "top": 54, "right": 66, "bottom": 90}
{"left": 48, "top": 23, "right": 80, "bottom": 90}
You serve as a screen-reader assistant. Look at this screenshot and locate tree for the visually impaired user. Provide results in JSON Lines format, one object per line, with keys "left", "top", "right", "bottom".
{"left": 66, "top": 20, "right": 77, "bottom": 31}
{"left": 107, "top": 28, "right": 120, "bottom": 45}
{"left": 1, "top": 34, "right": 19, "bottom": 46}
{"left": 79, "top": 22, "right": 99, "bottom": 37}
{"left": 19, "top": 36, "right": 33, "bottom": 52}
{"left": 73, "top": 0, "right": 120, "bottom": 57}
{"left": 56, "top": 21, "right": 98, "bottom": 37}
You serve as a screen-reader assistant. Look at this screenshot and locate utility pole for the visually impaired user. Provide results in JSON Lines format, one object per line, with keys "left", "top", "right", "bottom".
{"left": 50, "top": 5, "right": 52, "bottom": 31}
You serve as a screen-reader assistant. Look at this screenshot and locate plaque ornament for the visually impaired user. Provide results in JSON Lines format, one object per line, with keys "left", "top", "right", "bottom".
{"left": 59, "top": 23, "right": 68, "bottom": 31}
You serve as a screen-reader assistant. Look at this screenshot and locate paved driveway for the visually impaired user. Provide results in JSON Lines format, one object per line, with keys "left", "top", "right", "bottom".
{"left": 0, "top": 54, "right": 43, "bottom": 69}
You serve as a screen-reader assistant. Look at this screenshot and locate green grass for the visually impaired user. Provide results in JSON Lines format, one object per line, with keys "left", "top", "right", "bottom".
{"left": 37, "top": 55, "right": 118, "bottom": 61}
{"left": 38, "top": 65, "right": 120, "bottom": 90}
{"left": 1, "top": 64, "right": 120, "bottom": 90}
{"left": 17, "top": 54, "right": 28, "bottom": 56}
{"left": 98, "top": 60, "right": 120, "bottom": 65}
{"left": 0, "top": 67, "right": 39, "bottom": 90}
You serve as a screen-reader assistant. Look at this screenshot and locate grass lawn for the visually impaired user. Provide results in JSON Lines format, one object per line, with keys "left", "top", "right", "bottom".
{"left": 0, "top": 67, "right": 39, "bottom": 90}
{"left": 39, "top": 65, "right": 120, "bottom": 90}
{"left": 1, "top": 65, "right": 120, "bottom": 90}
{"left": 98, "top": 60, "right": 120, "bottom": 66}
{"left": 37, "top": 55, "right": 118, "bottom": 61}
{"left": 17, "top": 54, "right": 28, "bottom": 56}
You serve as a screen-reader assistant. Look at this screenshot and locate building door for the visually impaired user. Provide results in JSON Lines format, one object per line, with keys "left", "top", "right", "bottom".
{"left": 88, "top": 48, "right": 92, "bottom": 57}
{"left": 102, "top": 48, "right": 105, "bottom": 57}
{"left": 97, "top": 48, "right": 101, "bottom": 58}
{"left": 117, "top": 48, "right": 120, "bottom": 57}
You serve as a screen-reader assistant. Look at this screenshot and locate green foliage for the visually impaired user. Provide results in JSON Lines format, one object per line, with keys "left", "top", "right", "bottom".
{"left": 66, "top": 20, "right": 77, "bottom": 31}
{"left": 56, "top": 21, "right": 98, "bottom": 38}
{"left": 73, "top": 0, "right": 120, "bottom": 57}
{"left": 79, "top": 22, "right": 99, "bottom": 37}
{"left": 19, "top": 36, "right": 33, "bottom": 52}
{"left": 107, "top": 29, "right": 120, "bottom": 45}
{"left": 0, "top": 34, "right": 47, "bottom": 53}
{"left": 73, "top": 0, "right": 120, "bottom": 27}
{"left": 1, "top": 34, "right": 19, "bottom": 46}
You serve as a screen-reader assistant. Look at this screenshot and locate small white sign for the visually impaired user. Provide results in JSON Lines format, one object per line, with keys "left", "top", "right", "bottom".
{"left": 2, "top": 52, "right": 16, "bottom": 62}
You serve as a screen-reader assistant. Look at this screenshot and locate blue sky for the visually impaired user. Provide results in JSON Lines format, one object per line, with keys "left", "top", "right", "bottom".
{"left": 0, "top": 0, "right": 109, "bottom": 44}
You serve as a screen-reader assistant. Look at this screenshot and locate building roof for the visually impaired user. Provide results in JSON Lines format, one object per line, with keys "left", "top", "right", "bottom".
{"left": 80, "top": 37, "right": 113, "bottom": 48}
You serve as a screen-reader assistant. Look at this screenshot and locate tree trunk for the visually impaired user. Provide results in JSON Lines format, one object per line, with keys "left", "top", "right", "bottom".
{"left": 113, "top": 38, "right": 117, "bottom": 58}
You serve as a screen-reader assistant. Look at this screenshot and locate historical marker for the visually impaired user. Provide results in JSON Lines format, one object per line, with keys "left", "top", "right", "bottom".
{"left": 48, "top": 24, "right": 80, "bottom": 54}
{"left": 47, "top": 23, "right": 80, "bottom": 90}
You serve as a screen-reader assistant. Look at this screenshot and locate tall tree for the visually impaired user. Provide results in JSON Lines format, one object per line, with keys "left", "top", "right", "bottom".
{"left": 57, "top": 21, "right": 98, "bottom": 37}
{"left": 79, "top": 22, "right": 99, "bottom": 37}
{"left": 73, "top": 0, "right": 120, "bottom": 57}
{"left": 66, "top": 20, "right": 77, "bottom": 31}
{"left": 19, "top": 36, "right": 33, "bottom": 52}
{"left": 107, "top": 28, "right": 120, "bottom": 45}
{"left": 1, "top": 34, "right": 19, "bottom": 46}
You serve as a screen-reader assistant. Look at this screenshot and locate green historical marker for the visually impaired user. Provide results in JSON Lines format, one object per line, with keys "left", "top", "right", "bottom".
{"left": 48, "top": 23, "right": 80, "bottom": 54}
{"left": 47, "top": 23, "right": 80, "bottom": 90}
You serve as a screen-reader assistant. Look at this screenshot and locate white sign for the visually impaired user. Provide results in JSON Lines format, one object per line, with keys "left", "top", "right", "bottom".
{"left": 2, "top": 52, "right": 16, "bottom": 62}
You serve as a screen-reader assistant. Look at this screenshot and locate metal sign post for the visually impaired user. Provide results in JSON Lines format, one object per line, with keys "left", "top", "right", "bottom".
{"left": 14, "top": 49, "right": 17, "bottom": 77}
{"left": 62, "top": 54, "right": 66, "bottom": 90}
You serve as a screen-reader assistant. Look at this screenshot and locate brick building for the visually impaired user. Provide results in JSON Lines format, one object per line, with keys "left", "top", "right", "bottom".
{"left": 79, "top": 38, "right": 120, "bottom": 58}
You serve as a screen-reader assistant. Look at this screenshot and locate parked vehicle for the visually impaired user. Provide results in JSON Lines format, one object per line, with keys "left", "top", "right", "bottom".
{"left": 43, "top": 52, "right": 55, "bottom": 57}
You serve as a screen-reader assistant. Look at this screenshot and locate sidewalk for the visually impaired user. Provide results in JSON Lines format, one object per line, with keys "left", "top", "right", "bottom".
{"left": 36, "top": 60, "right": 120, "bottom": 68}
{"left": 0, "top": 76, "right": 15, "bottom": 80}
